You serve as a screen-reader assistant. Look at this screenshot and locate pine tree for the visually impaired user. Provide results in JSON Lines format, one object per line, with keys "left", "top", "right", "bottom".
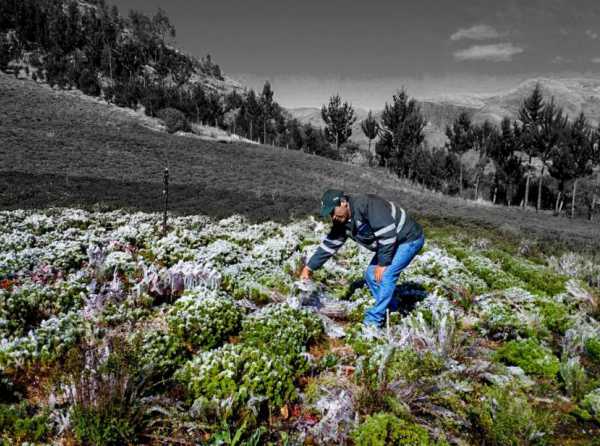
{"left": 376, "top": 89, "right": 426, "bottom": 176}
{"left": 360, "top": 111, "right": 379, "bottom": 157}
{"left": 565, "top": 113, "right": 595, "bottom": 218}
{"left": 535, "top": 99, "right": 568, "bottom": 211}
{"left": 471, "top": 120, "right": 497, "bottom": 200}
{"left": 321, "top": 93, "right": 356, "bottom": 152}
{"left": 489, "top": 117, "right": 522, "bottom": 205}
{"left": 259, "top": 81, "right": 275, "bottom": 144}
{"left": 445, "top": 111, "right": 473, "bottom": 197}
{"left": 517, "top": 83, "right": 545, "bottom": 208}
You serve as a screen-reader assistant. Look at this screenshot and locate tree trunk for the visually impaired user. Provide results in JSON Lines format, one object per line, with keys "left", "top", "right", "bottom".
{"left": 554, "top": 191, "right": 562, "bottom": 216}
{"left": 536, "top": 165, "right": 544, "bottom": 212}
{"left": 459, "top": 163, "right": 463, "bottom": 198}
{"left": 571, "top": 178, "right": 578, "bottom": 219}
{"left": 493, "top": 187, "right": 497, "bottom": 204}
{"left": 523, "top": 156, "right": 532, "bottom": 208}
{"left": 474, "top": 174, "right": 480, "bottom": 200}
{"left": 250, "top": 121, "right": 253, "bottom": 141}
{"left": 507, "top": 181, "right": 512, "bottom": 206}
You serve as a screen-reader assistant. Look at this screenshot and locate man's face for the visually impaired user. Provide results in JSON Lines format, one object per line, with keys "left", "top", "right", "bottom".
{"left": 331, "top": 200, "right": 350, "bottom": 224}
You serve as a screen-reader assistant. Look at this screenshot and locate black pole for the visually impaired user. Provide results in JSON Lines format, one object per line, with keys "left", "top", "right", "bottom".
{"left": 162, "top": 167, "right": 169, "bottom": 235}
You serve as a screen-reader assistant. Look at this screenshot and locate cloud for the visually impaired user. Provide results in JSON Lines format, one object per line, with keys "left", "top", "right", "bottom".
{"left": 454, "top": 43, "right": 524, "bottom": 62}
{"left": 586, "top": 29, "right": 598, "bottom": 40}
{"left": 552, "top": 55, "right": 572, "bottom": 64}
{"left": 450, "top": 25, "right": 502, "bottom": 41}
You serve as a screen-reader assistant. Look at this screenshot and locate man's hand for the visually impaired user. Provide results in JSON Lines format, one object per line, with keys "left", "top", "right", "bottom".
{"left": 374, "top": 265, "right": 386, "bottom": 283}
{"left": 300, "top": 265, "right": 312, "bottom": 281}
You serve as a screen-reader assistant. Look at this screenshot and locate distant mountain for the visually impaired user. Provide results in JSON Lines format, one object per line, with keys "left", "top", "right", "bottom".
{"left": 287, "top": 78, "right": 600, "bottom": 151}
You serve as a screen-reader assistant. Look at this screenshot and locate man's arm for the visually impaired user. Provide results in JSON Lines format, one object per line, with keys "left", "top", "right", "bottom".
{"left": 305, "top": 224, "right": 348, "bottom": 271}
{"left": 368, "top": 197, "right": 397, "bottom": 267}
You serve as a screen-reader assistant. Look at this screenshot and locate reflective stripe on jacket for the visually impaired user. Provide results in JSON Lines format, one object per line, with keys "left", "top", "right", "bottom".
{"left": 306, "top": 193, "right": 422, "bottom": 270}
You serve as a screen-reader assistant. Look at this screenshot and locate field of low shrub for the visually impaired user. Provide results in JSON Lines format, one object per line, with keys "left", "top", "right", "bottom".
{"left": 0, "top": 207, "right": 599, "bottom": 444}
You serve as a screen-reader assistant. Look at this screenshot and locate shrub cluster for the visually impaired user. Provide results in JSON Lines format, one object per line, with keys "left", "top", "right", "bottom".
{"left": 166, "top": 295, "right": 243, "bottom": 350}
{"left": 240, "top": 304, "right": 324, "bottom": 368}
{"left": 175, "top": 343, "right": 297, "bottom": 409}
{"left": 494, "top": 338, "right": 560, "bottom": 379}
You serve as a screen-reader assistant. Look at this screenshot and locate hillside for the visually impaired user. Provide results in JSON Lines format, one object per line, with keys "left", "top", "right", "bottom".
{"left": 1, "top": 72, "right": 600, "bottom": 252}
{"left": 288, "top": 77, "right": 600, "bottom": 150}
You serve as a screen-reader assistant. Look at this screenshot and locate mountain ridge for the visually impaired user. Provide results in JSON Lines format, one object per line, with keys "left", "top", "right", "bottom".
{"left": 287, "top": 77, "right": 600, "bottom": 150}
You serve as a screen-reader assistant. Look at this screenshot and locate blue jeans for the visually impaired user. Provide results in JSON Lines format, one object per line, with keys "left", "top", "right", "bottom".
{"left": 363, "top": 233, "right": 425, "bottom": 326}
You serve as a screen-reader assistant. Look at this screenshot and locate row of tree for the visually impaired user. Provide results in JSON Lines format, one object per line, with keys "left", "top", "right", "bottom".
{"left": 444, "top": 84, "right": 600, "bottom": 217}
{"left": 314, "top": 86, "right": 599, "bottom": 218}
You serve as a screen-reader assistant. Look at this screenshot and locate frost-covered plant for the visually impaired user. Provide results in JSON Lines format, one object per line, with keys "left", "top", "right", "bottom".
{"left": 559, "top": 356, "right": 588, "bottom": 401}
{"left": 494, "top": 338, "right": 560, "bottom": 379}
{"left": 167, "top": 260, "right": 222, "bottom": 294}
{"left": 478, "top": 301, "right": 535, "bottom": 340}
{"left": 471, "top": 385, "right": 556, "bottom": 445}
{"left": 1, "top": 279, "right": 87, "bottom": 337}
{"left": 132, "top": 328, "right": 187, "bottom": 375}
{"left": 389, "top": 295, "right": 460, "bottom": 358}
{"left": 41, "top": 239, "right": 87, "bottom": 271}
{"left": 103, "top": 251, "right": 135, "bottom": 273}
{"left": 0, "top": 310, "right": 87, "bottom": 369}
{"left": 167, "top": 294, "right": 242, "bottom": 350}
{"left": 175, "top": 343, "right": 297, "bottom": 410}
{"left": 59, "top": 336, "right": 157, "bottom": 446}
{"left": 358, "top": 345, "right": 445, "bottom": 390}
{"left": 351, "top": 412, "right": 433, "bottom": 446}
{"left": 240, "top": 304, "right": 324, "bottom": 369}
{"left": 150, "top": 232, "right": 197, "bottom": 266}
{"left": 561, "top": 315, "right": 600, "bottom": 357}
{"left": 581, "top": 388, "right": 600, "bottom": 423}
{"left": 548, "top": 252, "right": 600, "bottom": 288}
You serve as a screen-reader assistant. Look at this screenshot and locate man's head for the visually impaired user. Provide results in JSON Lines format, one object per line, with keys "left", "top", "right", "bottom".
{"left": 320, "top": 189, "right": 351, "bottom": 224}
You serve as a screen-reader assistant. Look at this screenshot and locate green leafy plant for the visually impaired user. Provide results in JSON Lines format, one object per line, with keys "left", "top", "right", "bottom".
{"left": 351, "top": 412, "right": 433, "bottom": 446}
{"left": 536, "top": 300, "right": 572, "bottom": 335}
{"left": 494, "top": 338, "right": 560, "bottom": 379}
{"left": 470, "top": 385, "right": 556, "bottom": 446}
{"left": 0, "top": 402, "right": 49, "bottom": 444}
{"left": 584, "top": 337, "right": 600, "bottom": 364}
{"left": 175, "top": 343, "right": 297, "bottom": 412}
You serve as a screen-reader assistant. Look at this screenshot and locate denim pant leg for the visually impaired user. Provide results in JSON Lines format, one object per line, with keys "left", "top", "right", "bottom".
{"left": 364, "top": 254, "right": 380, "bottom": 299}
{"left": 363, "top": 234, "right": 425, "bottom": 326}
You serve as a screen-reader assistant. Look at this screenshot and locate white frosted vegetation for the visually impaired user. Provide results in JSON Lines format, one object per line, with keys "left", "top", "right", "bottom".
{"left": 0, "top": 208, "right": 599, "bottom": 444}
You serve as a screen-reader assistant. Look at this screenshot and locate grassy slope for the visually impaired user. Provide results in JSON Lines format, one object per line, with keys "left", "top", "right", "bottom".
{"left": 1, "top": 73, "right": 599, "bottom": 252}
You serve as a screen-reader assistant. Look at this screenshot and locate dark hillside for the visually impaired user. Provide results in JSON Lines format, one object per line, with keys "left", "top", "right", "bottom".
{"left": 2, "top": 74, "right": 599, "bottom": 251}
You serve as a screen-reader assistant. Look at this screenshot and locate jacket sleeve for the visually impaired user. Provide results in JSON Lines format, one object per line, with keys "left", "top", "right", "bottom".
{"left": 306, "top": 224, "right": 347, "bottom": 271}
{"left": 367, "top": 198, "right": 397, "bottom": 267}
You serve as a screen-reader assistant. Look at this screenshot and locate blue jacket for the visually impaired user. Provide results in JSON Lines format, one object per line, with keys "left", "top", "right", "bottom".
{"left": 306, "top": 193, "right": 422, "bottom": 270}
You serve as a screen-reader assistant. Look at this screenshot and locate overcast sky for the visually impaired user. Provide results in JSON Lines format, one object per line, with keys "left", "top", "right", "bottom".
{"left": 110, "top": 0, "right": 600, "bottom": 108}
